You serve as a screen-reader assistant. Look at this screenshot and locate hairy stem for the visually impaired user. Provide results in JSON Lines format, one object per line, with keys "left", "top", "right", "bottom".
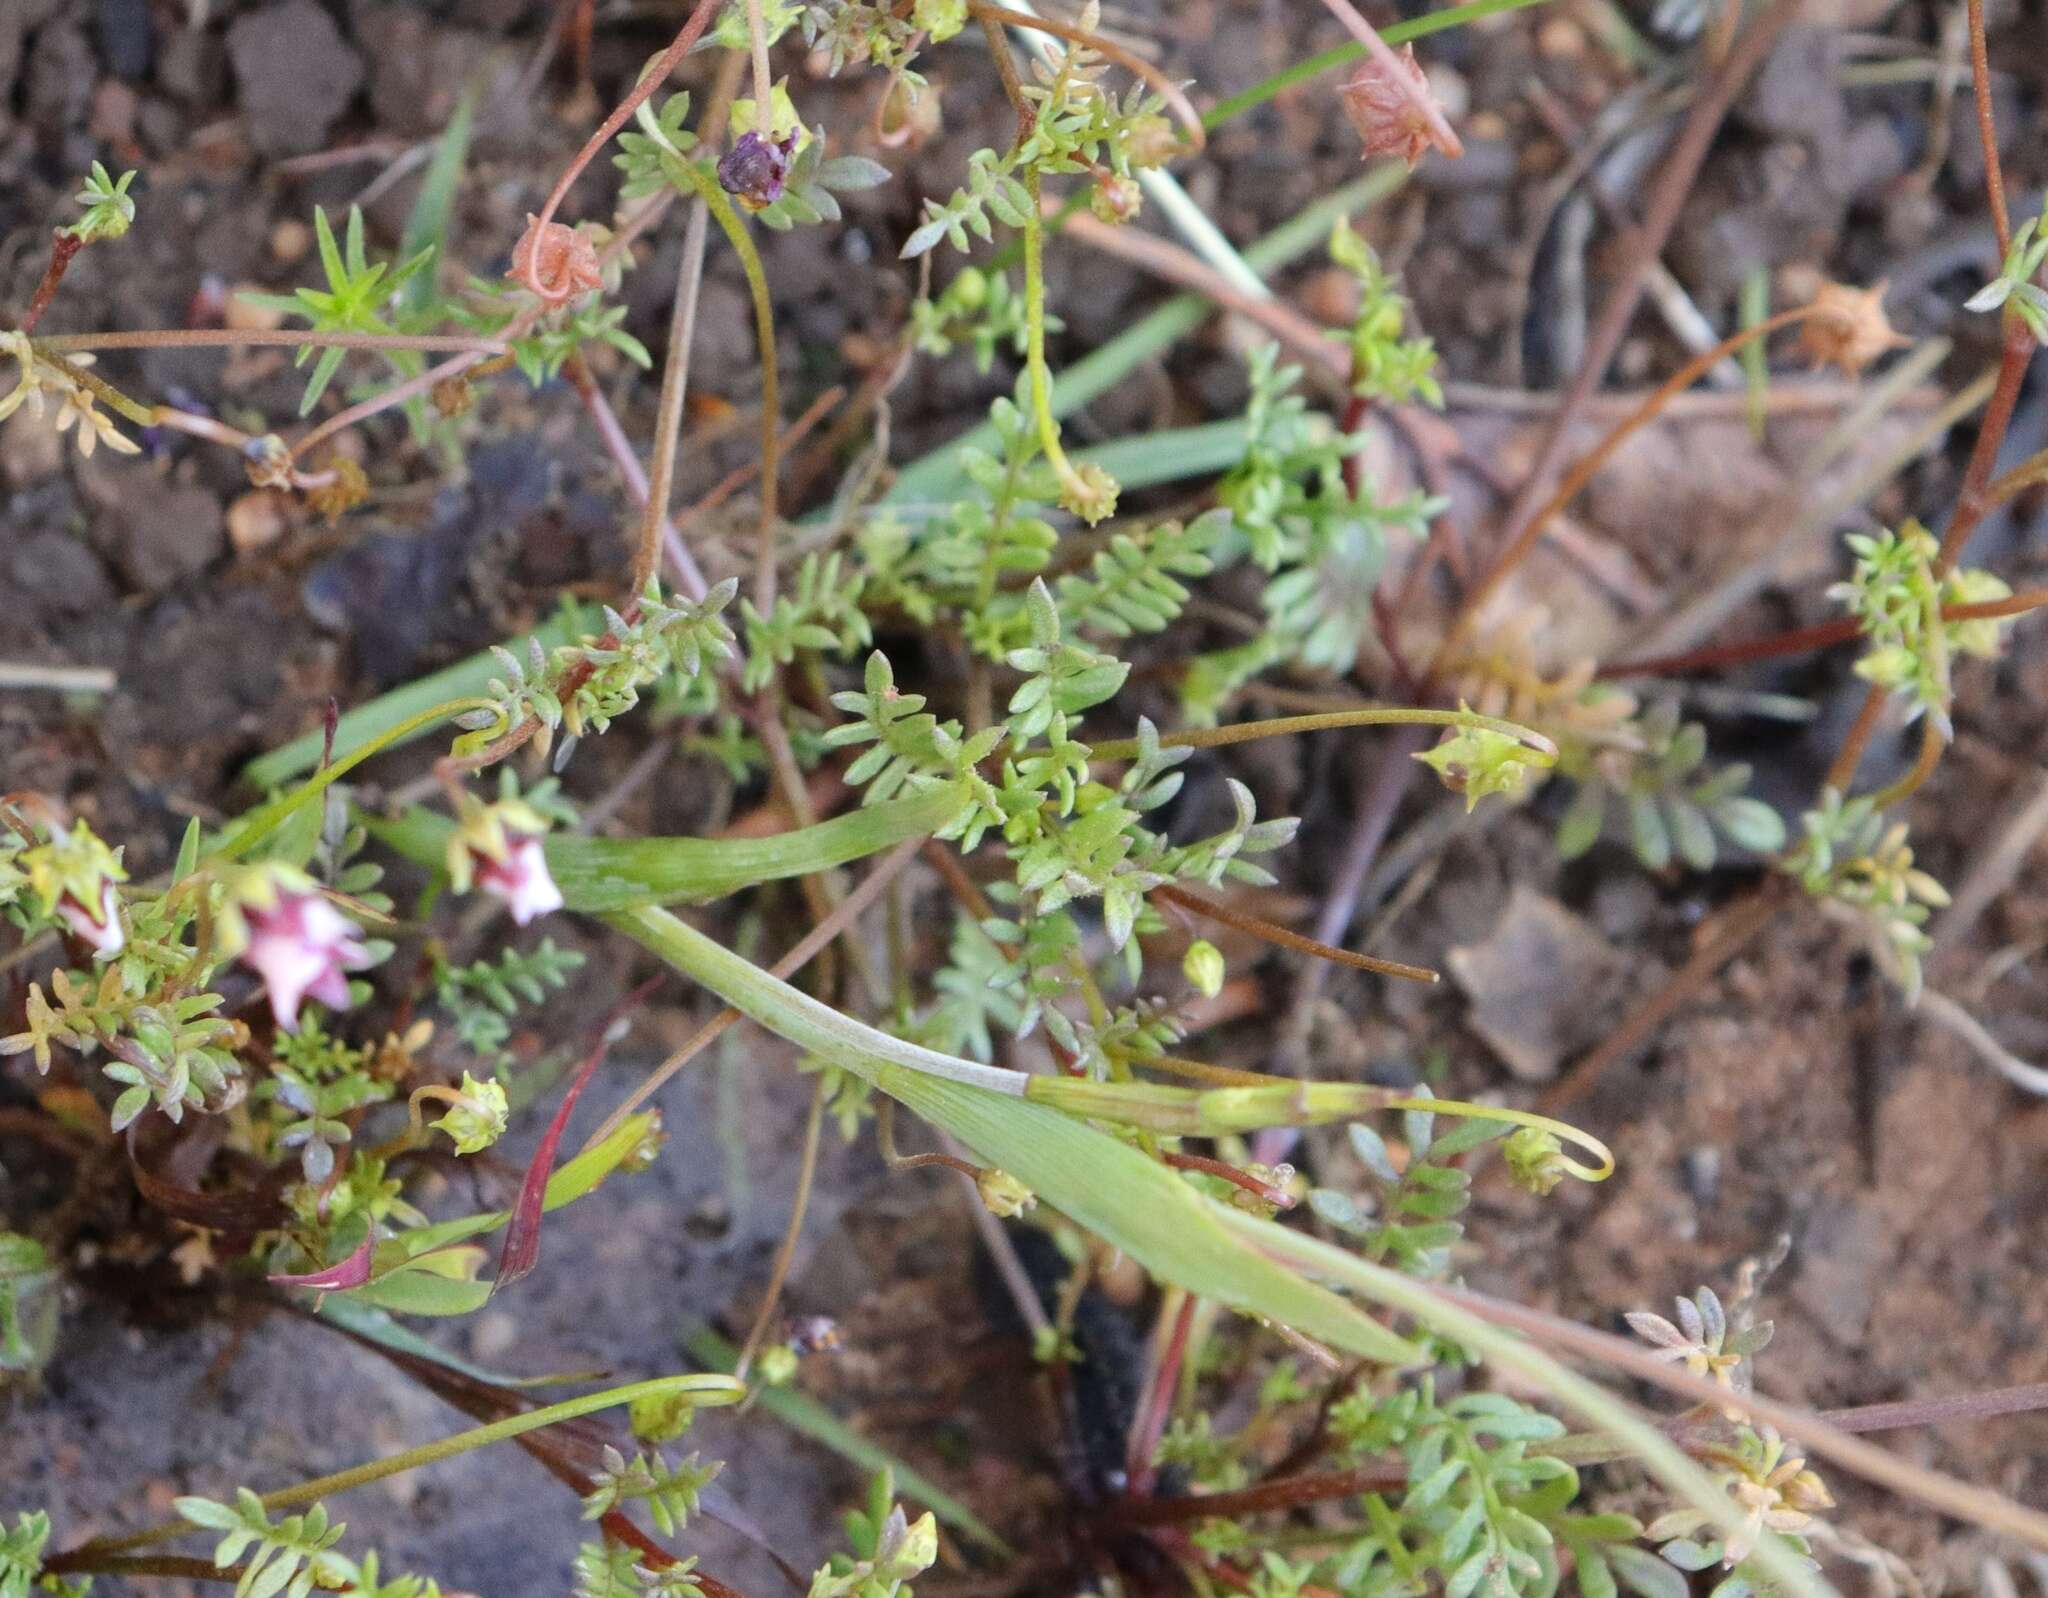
{"left": 16, "top": 231, "right": 84, "bottom": 334}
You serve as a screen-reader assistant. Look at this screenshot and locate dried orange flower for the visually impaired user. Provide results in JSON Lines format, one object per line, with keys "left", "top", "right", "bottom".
{"left": 509, "top": 214, "right": 604, "bottom": 308}
{"left": 1797, "top": 280, "right": 1908, "bottom": 376}
{"left": 432, "top": 374, "right": 475, "bottom": 417}
{"left": 1340, "top": 43, "right": 1462, "bottom": 168}
{"left": 306, "top": 456, "right": 368, "bottom": 524}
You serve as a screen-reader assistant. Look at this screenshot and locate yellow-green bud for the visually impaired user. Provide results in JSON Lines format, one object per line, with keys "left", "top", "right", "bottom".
{"left": 1504, "top": 1127, "right": 1566, "bottom": 1196}
{"left": 976, "top": 1167, "right": 1035, "bottom": 1218}
{"left": 431, "top": 1072, "right": 510, "bottom": 1156}
{"left": 1183, "top": 939, "right": 1226, "bottom": 999}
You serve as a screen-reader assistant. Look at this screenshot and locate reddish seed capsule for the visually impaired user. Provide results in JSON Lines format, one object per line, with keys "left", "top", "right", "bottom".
{"left": 1340, "top": 44, "right": 1462, "bottom": 168}
{"left": 509, "top": 214, "right": 604, "bottom": 308}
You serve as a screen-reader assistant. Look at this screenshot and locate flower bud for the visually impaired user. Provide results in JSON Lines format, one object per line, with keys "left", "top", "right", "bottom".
{"left": 1796, "top": 280, "right": 1908, "bottom": 377}
{"left": 1339, "top": 44, "right": 1462, "bottom": 168}
{"left": 717, "top": 132, "right": 796, "bottom": 212}
{"left": 976, "top": 1167, "right": 1036, "bottom": 1218}
{"left": 1504, "top": 1126, "right": 1566, "bottom": 1196}
{"left": 1182, "top": 939, "right": 1226, "bottom": 999}
{"left": 1090, "top": 171, "right": 1143, "bottom": 225}
{"left": 430, "top": 1071, "right": 511, "bottom": 1155}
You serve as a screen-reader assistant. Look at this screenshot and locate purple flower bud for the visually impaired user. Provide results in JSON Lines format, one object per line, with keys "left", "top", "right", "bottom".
{"left": 474, "top": 834, "right": 565, "bottom": 926}
{"left": 237, "top": 890, "right": 373, "bottom": 1033}
{"left": 717, "top": 132, "right": 795, "bottom": 212}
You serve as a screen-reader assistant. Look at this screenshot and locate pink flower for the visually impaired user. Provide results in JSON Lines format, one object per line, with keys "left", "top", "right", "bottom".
{"left": 56, "top": 878, "right": 125, "bottom": 959}
{"left": 237, "top": 889, "right": 373, "bottom": 1033}
{"left": 473, "top": 833, "right": 564, "bottom": 926}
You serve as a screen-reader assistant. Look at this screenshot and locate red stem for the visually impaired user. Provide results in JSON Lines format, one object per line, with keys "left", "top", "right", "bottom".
{"left": 18, "top": 231, "right": 83, "bottom": 334}
{"left": 1127, "top": 1292, "right": 1199, "bottom": 1493}
{"left": 1161, "top": 1151, "right": 1297, "bottom": 1209}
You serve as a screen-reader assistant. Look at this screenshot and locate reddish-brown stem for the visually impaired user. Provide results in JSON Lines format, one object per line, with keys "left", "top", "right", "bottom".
{"left": 1441, "top": 307, "right": 1811, "bottom": 665}
{"left": 1461, "top": 0, "right": 1803, "bottom": 641}
{"left": 1116, "top": 1462, "right": 1407, "bottom": 1526}
{"left": 515, "top": 0, "right": 722, "bottom": 300}
{"left": 1161, "top": 1151, "right": 1297, "bottom": 1209}
{"left": 1936, "top": 322, "right": 2037, "bottom": 578}
{"left": 1539, "top": 883, "right": 1787, "bottom": 1114}
{"left": 1127, "top": 1291, "right": 1199, "bottom": 1492}
{"left": 1057, "top": 209, "right": 1345, "bottom": 380}
{"left": 1153, "top": 882, "right": 1438, "bottom": 984}
{"left": 17, "top": 231, "right": 83, "bottom": 334}
{"left": 1826, "top": 1381, "right": 2048, "bottom": 1433}
{"left": 1601, "top": 617, "right": 1862, "bottom": 679}
{"left": 1964, "top": 0, "right": 2010, "bottom": 255}
{"left": 1600, "top": 586, "right": 2048, "bottom": 679}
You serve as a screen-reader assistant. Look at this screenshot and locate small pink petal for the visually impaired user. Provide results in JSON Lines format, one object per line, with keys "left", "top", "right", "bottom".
{"left": 477, "top": 835, "right": 564, "bottom": 926}
{"left": 57, "top": 881, "right": 126, "bottom": 959}
{"left": 238, "top": 891, "right": 372, "bottom": 1032}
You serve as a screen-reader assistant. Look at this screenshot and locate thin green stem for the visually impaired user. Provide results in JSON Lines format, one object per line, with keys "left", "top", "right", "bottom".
{"left": 1086, "top": 706, "right": 1556, "bottom": 764}
{"left": 678, "top": 161, "right": 784, "bottom": 615}
{"left": 1021, "top": 166, "right": 1082, "bottom": 494}
{"left": 59, "top": 1374, "right": 745, "bottom": 1560}
{"left": 214, "top": 696, "right": 495, "bottom": 865}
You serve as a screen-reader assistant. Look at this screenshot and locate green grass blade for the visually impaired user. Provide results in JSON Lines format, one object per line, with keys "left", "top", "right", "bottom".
{"left": 610, "top": 904, "right": 1423, "bottom": 1367}
{"left": 615, "top": 904, "right": 1829, "bottom": 1598}
{"left": 686, "top": 1327, "right": 1014, "bottom": 1558}
{"left": 369, "top": 781, "right": 965, "bottom": 910}
{"left": 399, "top": 80, "right": 479, "bottom": 316}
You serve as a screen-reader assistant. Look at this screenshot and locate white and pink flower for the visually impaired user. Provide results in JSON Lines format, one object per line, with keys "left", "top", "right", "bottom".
{"left": 446, "top": 796, "right": 564, "bottom": 927}
{"left": 224, "top": 873, "right": 374, "bottom": 1032}
{"left": 473, "top": 832, "right": 564, "bottom": 925}
{"left": 55, "top": 877, "right": 127, "bottom": 958}
{"left": 21, "top": 818, "right": 128, "bottom": 961}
